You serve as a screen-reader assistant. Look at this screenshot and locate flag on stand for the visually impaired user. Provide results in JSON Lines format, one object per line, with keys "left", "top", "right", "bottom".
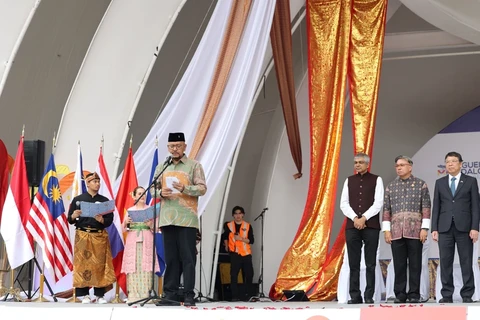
{"left": 97, "top": 150, "right": 126, "bottom": 294}
{"left": 27, "top": 154, "right": 73, "bottom": 282}
{"left": 115, "top": 147, "right": 138, "bottom": 224}
{"left": 146, "top": 147, "right": 165, "bottom": 276}
{"left": 0, "top": 140, "right": 9, "bottom": 215}
{"left": 146, "top": 147, "right": 159, "bottom": 206}
{"left": 71, "top": 143, "right": 87, "bottom": 199}
{"left": 0, "top": 136, "right": 34, "bottom": 269}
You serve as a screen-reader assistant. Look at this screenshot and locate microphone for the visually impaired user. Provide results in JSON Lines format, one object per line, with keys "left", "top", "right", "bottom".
{"left": 164, "top": 156, "right": 172, "bottom": 166}
{"left": 255, "top": 207, "right": 268, "bottom": 221}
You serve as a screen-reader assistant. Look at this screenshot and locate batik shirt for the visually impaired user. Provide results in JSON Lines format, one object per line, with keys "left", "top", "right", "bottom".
{"left": 151, "top": 154, "right": 206, "bottom": 229}
{"left": 382, "top": 175, "right": 431, "bottom": 240}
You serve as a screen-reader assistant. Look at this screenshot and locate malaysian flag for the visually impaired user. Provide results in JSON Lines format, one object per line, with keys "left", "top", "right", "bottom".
{"left": 27, "top": 154, "right": 73, "bottom": 282}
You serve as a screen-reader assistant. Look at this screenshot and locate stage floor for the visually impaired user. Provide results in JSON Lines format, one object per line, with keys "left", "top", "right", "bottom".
{"left": 1, "top": 299, "right": 479, "bottom": 320}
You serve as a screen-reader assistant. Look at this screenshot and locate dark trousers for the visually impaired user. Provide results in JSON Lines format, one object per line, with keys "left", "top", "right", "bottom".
{"left": 391, "top": 237, "right": 423, "bottom": 300}
{"left": 162, "top": 225, "right": 197, "bottom": 298}
{"left": 345, "top": 227, "right": 379, "bottom": 300}
{"left": 76, "top": 287, "right": 105, "bottom": 297}
{"left": 439, "top": 221, "right": 474, "bottom": 299}
{"left": 230, "top": 253, "right": 254, "bottom": 300}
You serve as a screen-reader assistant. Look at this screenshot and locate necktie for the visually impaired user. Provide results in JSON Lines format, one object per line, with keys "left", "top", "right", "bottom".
{"left": 450, "top": 177, "right": 456, "bottom": 196}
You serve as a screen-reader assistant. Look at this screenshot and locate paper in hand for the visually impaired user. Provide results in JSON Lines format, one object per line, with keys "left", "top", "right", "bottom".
{"left": 128, "top": 206, "right": 155, "bottom": 222}
{"left": 166, "top": 176, "right": 180, "bottom": 194}
{"left": 80, "top": 200, "right": 115, "bottom": 218}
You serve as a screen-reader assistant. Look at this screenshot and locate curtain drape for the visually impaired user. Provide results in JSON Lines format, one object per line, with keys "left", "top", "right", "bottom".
{"left": 118, "top": 0, "right": 277, "bottom": 223}
{"left": 189, "top": 0, "right": 253, "bottom": 159}
{"left": 270, "top": 0, "right": 303, "bottom": 179}
{"left": 270, "top": 0, "right": 388, "bottom": 301}
{"left": 269, "top": 0, "right": 351, "bottom": 300}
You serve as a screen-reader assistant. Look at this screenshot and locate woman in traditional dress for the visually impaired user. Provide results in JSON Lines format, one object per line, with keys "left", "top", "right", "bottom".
{"left": 121, "top": 186, "right": 159, "bottom": 303}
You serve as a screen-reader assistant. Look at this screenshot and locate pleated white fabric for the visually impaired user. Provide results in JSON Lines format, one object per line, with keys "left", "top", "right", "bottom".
{"left": 120, "top": 0, "right": 277, "bottom": 218}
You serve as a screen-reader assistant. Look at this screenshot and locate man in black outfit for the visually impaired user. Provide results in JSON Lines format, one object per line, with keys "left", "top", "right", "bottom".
{"left": 67, "top": 172, "right": 116, "bottom": 304}
{"left": 222, "top": 206, "right": 254, "bottom": 302}
{"left": 340, "top": 153, "right": 384, "bottom": 304}
{"left": 432, "top": 151, "right": 480, "bottom": 303}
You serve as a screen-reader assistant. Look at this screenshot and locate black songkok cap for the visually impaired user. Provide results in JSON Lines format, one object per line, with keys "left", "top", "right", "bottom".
{"left": 168, "top": 132, "right": 185, "bottom": 142}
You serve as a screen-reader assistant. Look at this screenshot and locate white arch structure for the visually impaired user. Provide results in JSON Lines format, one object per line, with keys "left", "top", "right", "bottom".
{"left": 0, "top": 0, "right": 40, "bottom": 98}
{"left": 2, "top": 0, "right": 480, "bottom": 300}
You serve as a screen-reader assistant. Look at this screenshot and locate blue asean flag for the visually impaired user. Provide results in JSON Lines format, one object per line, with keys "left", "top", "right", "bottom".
{"left": 146, "top": 148, "right": 159, "bottom": 205}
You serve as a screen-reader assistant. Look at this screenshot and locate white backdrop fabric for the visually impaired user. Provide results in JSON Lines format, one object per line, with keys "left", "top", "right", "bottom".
{"left": 118, "top": 0, "right": 277, "bottom": 221}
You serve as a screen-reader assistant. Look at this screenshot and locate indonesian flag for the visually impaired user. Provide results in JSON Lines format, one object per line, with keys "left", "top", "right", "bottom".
{"left": 0, "top": 136, "right": 34, "bottom": 269}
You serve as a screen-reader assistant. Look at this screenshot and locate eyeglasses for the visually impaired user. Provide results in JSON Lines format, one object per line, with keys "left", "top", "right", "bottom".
{"left": 445, "top": 160, "right": 460, "bottom": 164}
{"left": 395, "top": 163, "right": 410, "bottom": 168}
{"left": 167, "top": 144, "right": 184, "bottom": 150}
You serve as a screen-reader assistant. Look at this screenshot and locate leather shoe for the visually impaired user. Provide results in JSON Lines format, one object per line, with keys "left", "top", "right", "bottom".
{"left": 462, "top": 297, "right": 474, "bottom": 303}
{"left": 184, "top": 294, "right": 196, "bottom": 307}
{"left": 439, "top": 297, "right": 453, "bottom": 303}
{"left": 155, "top": 299, "right": 180, "bottom": 306}
{"left": 394, "top": 298, "right": 406, "bottom": 304}
{"left": 408, "top": 298, "right": 420, "bottom": 303}
{"left": 364, "top": 298, "right": 374, "bottom": 304}
{"left": 347, "top": 298, "right": 363, "bottom": 304}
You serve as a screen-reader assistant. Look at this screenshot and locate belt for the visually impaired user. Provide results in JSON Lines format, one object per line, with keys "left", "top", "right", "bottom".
{"left": 128, "top": 225, "right": 151, "bottom": 231}
{"left": 76, "top": 227, "right": 102, "bottom": 233}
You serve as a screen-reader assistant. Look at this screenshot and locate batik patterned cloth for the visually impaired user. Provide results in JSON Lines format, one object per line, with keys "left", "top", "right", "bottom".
{"left": 72, "top": 230, "right": 116, "bottom": 288}
{"left": 383, "top": 175, "right": 431, "bottom": 240}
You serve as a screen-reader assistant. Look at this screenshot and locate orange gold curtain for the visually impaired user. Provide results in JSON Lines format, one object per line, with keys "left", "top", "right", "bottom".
{"left": 189, "top": 0, "right": 252, "bottom": 159}
{"left": 349, "top": 0, "right": 387, "bottom": 157}
{"left": 269, "top": 0, "right": 351, "bottom": 299}
{"left": 270, "top": 0, "right": 388, "bottom": 301}
{"left": 307, "top": 0, "right": 387, "bottom": 301}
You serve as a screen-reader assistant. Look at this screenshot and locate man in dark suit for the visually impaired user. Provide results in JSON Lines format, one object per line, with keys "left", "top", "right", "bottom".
{"left": 432, "top": 151, "right": 480, "bottom": 303}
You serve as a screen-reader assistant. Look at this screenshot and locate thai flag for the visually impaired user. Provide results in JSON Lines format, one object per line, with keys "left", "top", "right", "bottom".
{"left": 96, "top": 151, "right": 126, "bottom": 294}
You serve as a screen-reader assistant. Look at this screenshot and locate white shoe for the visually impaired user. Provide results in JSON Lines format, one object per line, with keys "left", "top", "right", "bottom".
{"left": 81, "top": 296, "right": 91, "bottom": 304}
{"left": 97, "top": 297, "right": 108, "bottom": 304}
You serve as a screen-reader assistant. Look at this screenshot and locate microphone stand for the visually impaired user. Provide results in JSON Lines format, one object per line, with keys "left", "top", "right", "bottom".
{"left": 194, "top": 214, "right": 215, "bottom": 303}
{"left": 127, "top": 159, "right": 179, "bottom": 307}
{"left": 250, "top": 208, "right": 271, "bottom": 301}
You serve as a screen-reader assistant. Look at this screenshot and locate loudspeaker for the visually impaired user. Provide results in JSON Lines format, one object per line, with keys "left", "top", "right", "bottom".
{"left": 24, "top": 140, "right": 45, "bottom": 187}
{"left": 283, "top": 290, "right": 309, "bottom": 301}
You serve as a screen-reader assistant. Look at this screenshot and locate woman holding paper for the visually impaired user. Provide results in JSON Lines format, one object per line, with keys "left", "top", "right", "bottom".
{"left": 121, "top": 186, "right": 159, "bottom": 303}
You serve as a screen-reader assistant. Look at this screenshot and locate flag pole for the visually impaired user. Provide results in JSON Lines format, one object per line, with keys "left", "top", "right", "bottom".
{"left": 32, "top": 262, "right": 48, "bottom": 302}
{"left": 2, "top": 127, "right": 26, "bottom": 301}
{"left": 66, "top": 139, "right": 82, "bottom": 303}
{"left": 111, "top": 133, "right": 124, "bottom": 304}
{"left": 0, "top": 244, "right": 8, "bottom": 297}
{"left": 154, "top": 135, "right": 162, "bottom": 295}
